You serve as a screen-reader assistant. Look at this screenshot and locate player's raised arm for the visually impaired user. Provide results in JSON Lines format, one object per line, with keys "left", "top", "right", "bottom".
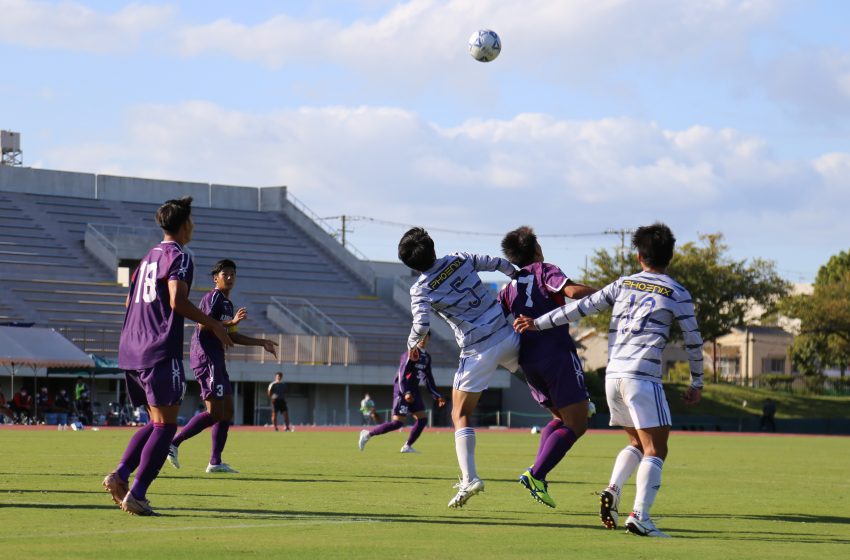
{"left": 464, "top": 252, "right": 517, "bottom": 278}
{"left": 406, "top": 290, "right": 431, "bottom": 355}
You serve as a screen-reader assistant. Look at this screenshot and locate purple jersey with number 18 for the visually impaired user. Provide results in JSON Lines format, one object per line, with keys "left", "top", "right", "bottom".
{"left": 118, "top": 241, "right": 194, "bottom": 370}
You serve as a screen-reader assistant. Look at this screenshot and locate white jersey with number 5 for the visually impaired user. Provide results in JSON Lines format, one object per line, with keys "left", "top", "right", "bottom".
{"left": 533, "top": 271, "right": 704, "bottom": 388}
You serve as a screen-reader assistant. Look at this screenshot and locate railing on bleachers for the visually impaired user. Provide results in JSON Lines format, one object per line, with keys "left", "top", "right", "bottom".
{"left": 269, "top": 296, "right": 351, "bottom": 337}
{"left": 56, "top": 326, "right": 355, "bottom": 366}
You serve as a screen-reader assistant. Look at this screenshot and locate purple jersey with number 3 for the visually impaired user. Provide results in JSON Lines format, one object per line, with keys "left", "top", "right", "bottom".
{"left": 190, "top": 288, "right": 234, "bottom": 368}
{"left": 499, "top": 262, "right": 577, "bottom": 365}
{"left": 118, "top": 241, "right": 194, "bottom": 370}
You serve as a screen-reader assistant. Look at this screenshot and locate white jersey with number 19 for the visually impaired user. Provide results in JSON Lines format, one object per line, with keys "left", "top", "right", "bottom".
{"left": 533, "top": 271, "right": 704, "bottom": 388}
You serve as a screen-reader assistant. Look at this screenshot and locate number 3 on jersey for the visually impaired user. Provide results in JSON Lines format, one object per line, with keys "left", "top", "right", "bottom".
{"left": 133, "top": 261, "right": 159, "bottom": 304}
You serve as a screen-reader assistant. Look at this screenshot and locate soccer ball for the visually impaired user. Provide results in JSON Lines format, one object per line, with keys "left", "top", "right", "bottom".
{"left": 468, "top": 29, "right": 501, "bottom": 62}
{"left": 530, "top": 425, "right": 541, "bottom": 434}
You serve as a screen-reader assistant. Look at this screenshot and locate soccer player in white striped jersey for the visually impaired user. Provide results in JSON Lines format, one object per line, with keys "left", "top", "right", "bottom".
{"left": 398, "top": 227, "right": 520, "bottom": 509}
{"left": 514, "top": 223, "right": 703, "bottom": 538}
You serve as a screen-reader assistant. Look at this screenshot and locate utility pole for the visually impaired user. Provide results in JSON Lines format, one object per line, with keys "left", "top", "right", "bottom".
{"left": 322, "top": 215, "right": 352, "bottom": 249}
{"left": 604, "top": 228, "right": 635, "bottom": 276}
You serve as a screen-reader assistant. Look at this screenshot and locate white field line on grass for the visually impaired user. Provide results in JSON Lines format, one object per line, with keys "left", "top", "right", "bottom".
{"left": 0, "top": 515, "right": 386, "bottom": 540}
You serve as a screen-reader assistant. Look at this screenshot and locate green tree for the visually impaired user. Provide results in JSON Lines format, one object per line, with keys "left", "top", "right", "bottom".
{"left": 581, "top": 233, "right": 791, "bottom": 380}
{"left": 780, "top": 255, "right": 850, "bottom": 377}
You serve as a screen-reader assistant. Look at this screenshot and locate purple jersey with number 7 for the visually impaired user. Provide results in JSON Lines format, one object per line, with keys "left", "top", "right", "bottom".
{"left": 499, "top": 262, "right": 577, "bottom": 365}
{"left": 118, "top": 241, "right": 194, "bottom": 370}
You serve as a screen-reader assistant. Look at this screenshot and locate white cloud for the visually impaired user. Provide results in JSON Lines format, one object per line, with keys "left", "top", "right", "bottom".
{"left": 0, "top": 0, "right": 174, "bottom": 52}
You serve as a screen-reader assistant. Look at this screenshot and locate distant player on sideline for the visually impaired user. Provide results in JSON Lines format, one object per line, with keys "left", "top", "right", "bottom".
{"left": 498, "top": 226, "right": 596, "bottom": 508}
{"left": 168, "top": 259, "right": 278, "bottom": 473}
{"left": 359, "top": 333, "right": 446, "bottom": 453}
{"left": 515, "top": 223, "right": 704, "bottom": 537}
{"left": 268, "top": 372, "right": 292, "bottom": 432}
{"left": 398, "top": 227, "right": 520, "bottom": 508}
{"left": 103, "top": 197, "right": 233, "bottom": 516}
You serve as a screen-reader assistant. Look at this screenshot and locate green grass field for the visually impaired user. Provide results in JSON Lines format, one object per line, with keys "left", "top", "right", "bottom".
{"left": 1, "top": 427, "right": 847, "bottom": 559}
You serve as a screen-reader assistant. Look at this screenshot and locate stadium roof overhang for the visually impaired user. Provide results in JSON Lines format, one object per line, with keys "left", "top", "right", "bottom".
{"left": 0, "top": 326, "right": 94, "bottom": 369}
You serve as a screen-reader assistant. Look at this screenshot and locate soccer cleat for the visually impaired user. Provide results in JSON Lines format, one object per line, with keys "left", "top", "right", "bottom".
{"left": 205, "top": 463, "right": 239, "bottom": 473}
{"left": 285, "top": 426, "right": 294, "bottom": 432}
{"left": 518, "top": 469, "right": 556, "bottom": 508}
{"left": 358, "top": 429, "right": 370, "bottom": 451}
{"left": 448, "top": 477, "right": 485, "bottom": 508}
{"left": 102, "top": 472, "right": 128, "bottom": 507}
{"left": 599, "top": 488, "right": 620, "bottom": 529}
{"left": 121, "top": 492, "right": 159, "bottom": 516}
{"left": 167, "top": 444, "right": 180, "bottom": 469}
{"left": 625, "top": 514, "right": 670, "bottom": 538}
{"left": 400, "top": 444, "right": 419, "bottom": 453}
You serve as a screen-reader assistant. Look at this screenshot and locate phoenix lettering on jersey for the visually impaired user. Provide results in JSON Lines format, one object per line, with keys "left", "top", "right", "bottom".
{"left": 622, "top": 279, "right": 674, "bottom": 299}
{"left": 428, "top": 258, "right": 463, "bottom": 289}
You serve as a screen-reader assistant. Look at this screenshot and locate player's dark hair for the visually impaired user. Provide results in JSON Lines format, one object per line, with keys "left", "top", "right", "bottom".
{"left": 501, "top": 226, "right": 538, "bottom": 267}
{"left": 398, "top": 227, "right": 436, "bottom": 272}
{"left": 632, "top": 222, "right": 676, "bottom": 269}
{"left": 155, "top": 197, "right": 193, "bottom": 234}
{"left": 211, "top": 259, "right": 237, "bottom": 277}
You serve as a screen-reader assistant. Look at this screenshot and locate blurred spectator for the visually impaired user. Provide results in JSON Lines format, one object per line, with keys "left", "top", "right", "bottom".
{"left": 761, "top": 398, "right": 777, "bottom": 432}
{"left": 74, "top": 376, "right": 89, "bottom": 402}
{"left": 35, "top": 386, "right": 53, "bottom": 423}
{"left": 54, "top": 388, "right": 72, "bottom": 427}
{"left": 360, "top": 393, "right": 381, "bottom": 425}
{"left": 11, "top": 387, "right": 33, "bottom": 424}
{"left": 0, "top": 389, "right": 13, "bottom": 423}
{"left": 75, "top": 389, "right": 93, "bottom": 425}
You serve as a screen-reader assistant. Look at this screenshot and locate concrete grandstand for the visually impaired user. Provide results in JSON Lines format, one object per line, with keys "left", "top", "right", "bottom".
{"left": 0, "top": 166, "right": 535, "bottom": 426}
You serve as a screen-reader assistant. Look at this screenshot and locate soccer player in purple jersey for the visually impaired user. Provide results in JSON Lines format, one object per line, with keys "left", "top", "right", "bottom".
{"left": 359, "top": 333, "right": 446, "bottom": 453}
{"left": 102, "top": 197, "right": 233, "bottom": 516}
{"left": 167, "top": 259, "right": 278, "bottom": 473}
{"left": 499, "top": 226, "right": 596, "bottom": 508}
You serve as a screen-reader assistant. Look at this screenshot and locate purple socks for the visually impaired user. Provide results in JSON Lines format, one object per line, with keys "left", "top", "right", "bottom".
{"left": 210, "top": 421, "right": 230, "bottom": 465}
{"left": 130, "top": 422, "right": 177, "bottom": 500}
{"left": 172, "top": 412, "right": 215, "bottom": 447}
{"left": 406, "top": 417, "right": 428, "bottom": 446}
{"left": 532, "top": 419, "right": 578, "bottom": 481}
{"left": 116, "top": 422, "right": 154, "bottom": 481}
{"left": 369, "top": 420, "right": 403, "bottom": 437}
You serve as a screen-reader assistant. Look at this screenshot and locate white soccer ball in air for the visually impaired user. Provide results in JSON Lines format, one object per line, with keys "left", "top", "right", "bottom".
{"left": 530, "top": 425, "right": 541, "bottom": 434}
{"left": 468, "top": 29, "right": 501, "bottom": 62}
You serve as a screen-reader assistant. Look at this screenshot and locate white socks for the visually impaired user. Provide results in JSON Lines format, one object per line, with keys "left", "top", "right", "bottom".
{"left": 455, "top": 428, "right": 477, "bottom": 483}
{"left": 608, "top": 445, "right": 644, "bottom": 498}
{"left": 633, "top": 456, "right": 664, "bottom": 520}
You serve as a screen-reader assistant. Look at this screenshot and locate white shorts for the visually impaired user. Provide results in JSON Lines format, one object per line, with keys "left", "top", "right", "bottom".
{"left": 453, "top": 331, "right": 520, "bottom": 393}
{"left": 606, "top": 377, "right": 671, "bottom": 429}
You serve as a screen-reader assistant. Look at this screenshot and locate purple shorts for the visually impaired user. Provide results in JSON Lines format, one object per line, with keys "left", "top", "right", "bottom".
{"left": 522, "top": 350, "right": 588, "bottom": 410}
{"left": 125, "top": 358, "right": 187, "bottom": 408}
{"left": 392, "top": 390, "right": 425, "bottom": 417}
{"left": 193, "top": 360, "right": 232, "bottom": 400}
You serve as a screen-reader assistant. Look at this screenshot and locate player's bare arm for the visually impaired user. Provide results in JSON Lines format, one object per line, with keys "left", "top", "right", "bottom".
{"left": 230, "top": 333, "right": 279, "bottom": 359}
{"left": 168, "top": 279, "right": 233, "bottom": 348}
{"left": 224, "top": 307, "right": 248, "bottom": 326}
{"left": 513, "top": 314, "right": 538, "bottom": 333}
{"left": 562, "top": 281, "right": 596, "bottom": 300}
{"left": 681, "top": 385, "right": 702, "bottom": 405}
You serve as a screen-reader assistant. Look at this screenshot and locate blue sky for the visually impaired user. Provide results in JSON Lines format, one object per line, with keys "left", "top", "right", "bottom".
{"left": 2, "top": 0, "right": 850, "bottom": 283}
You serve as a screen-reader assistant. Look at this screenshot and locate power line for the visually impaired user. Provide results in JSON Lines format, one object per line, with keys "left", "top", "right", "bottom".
{"left": 321, "top": 215, "right": 628, "bottom": 239}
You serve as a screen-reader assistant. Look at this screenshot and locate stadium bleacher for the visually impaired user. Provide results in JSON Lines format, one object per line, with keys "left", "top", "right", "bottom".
{"left": 0, "top": 189, "right": 456, "bottom": 367}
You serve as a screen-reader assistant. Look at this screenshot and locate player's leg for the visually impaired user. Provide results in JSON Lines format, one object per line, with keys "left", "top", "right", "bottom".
{"left": 359, "top": 407, "right": 406, "bottom": 451}
{"left": 619, "top": 380, "right": 672, "bottom": 537}
{"left": 451, "top": 387, "right": 482, "bottom": 485}
{"left": 169, "top": 364, "right": 219, "bottom": 468}
{"left": 104, "top": 372, "right": 149, "bottom": 506}
{"left": 206, "top": 394, "right": 237, "bottom": 472}
{"left": 122, "top": 360, "right": 185, "bottom": 516}
{"left": 600, "top": 377, "right": 642, "bottom": 529}
{"left": 272, "top": 401, "right": 280, "bottom": 431}
{"left": 402, "top": 410, "right": 428, "bottom": 452}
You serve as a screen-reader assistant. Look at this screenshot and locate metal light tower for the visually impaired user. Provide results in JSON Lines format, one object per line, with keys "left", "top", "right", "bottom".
{"left": 1, "top": 130, "right": 22, "bottom": 166}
